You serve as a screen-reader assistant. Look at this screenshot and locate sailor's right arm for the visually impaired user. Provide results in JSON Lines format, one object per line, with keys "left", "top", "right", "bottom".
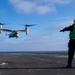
{"left": 60, "top": 25, "right": 73, "bottom": 32}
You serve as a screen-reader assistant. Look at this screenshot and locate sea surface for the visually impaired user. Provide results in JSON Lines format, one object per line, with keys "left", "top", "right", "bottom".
{"left": 0, "top": 51, "right": 67, "bottom": 54}
{"left": 0, "top": 51, "right": 68, "bottom": 58}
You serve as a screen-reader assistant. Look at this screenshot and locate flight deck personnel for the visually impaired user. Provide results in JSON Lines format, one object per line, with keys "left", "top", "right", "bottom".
{"left": 60, "top": 20, "right": 75, "bottom": 68}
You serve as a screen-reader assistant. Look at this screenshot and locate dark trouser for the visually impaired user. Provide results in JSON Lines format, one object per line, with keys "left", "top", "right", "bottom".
{"left": 68, "top": 39, "right": 75, "bottom": 66}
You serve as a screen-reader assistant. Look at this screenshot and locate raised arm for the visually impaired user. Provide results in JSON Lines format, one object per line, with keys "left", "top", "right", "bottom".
{"left": 60, "top": 25, "right": 73, "bottom": 32}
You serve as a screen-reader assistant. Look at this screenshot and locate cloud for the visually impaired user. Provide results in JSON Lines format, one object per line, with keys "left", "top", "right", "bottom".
{"left": 9, "top": 0, "right": 56, "bottom": 14}
{"left": 8, "top": 0, "right": 50, "bottom": 14}
{"left": 9, "top": 0, "right": 75, "bottom": 14}
{"left": 35, "top": 4, "right": 55, "bottom": 14}
{"left": 12, "top": 1, "right": 36, "bottom": 13}
{"left": 49, "top": 0, "right": 72, "bottom": 5}
{"left": 39, "top": 0, "right": 71, "bottom": 4}
{"left": 46, "top": 20, "right": 73, "bottom": 32}
{"left": 55, "top": 16, "right": 73, "bottom": 20}
{"left": 0, "top": 33, "right": 68, "bottom": 51}
{"left": 24, "top": 35, "right": 68, "bottom": 51}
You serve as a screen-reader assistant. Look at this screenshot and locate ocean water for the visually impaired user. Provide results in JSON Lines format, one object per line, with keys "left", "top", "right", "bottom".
{"left": 0, "top": 51, "right": 67, "bottom": 54}
{"left": 0, "top": 51, "right": 68, "bottom": 58}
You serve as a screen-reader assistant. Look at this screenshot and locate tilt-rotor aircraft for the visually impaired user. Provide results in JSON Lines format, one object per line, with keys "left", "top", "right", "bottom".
{"left": 0, "top": 22, "right": 35, "bottom": 38}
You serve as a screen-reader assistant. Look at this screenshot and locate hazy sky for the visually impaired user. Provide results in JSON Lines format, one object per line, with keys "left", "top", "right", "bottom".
{"left": 0, "top": 0, "right": 75, "bottom": 52}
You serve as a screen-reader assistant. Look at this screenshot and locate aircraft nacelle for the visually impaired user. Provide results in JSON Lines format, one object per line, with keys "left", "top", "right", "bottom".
{"left": 26, "top": 27, "right": 29, "bottom": 35}
{"left": 0, "top": 25, "right": 2, "bottom": 33}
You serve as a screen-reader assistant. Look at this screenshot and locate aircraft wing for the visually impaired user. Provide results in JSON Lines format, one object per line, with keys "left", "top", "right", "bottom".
{"left": 2, "top": 29, "right": 12, "bottom": 32}
{"left": 2, "top": 29, "right": 25, "bottom": 32}
{"left": 16, "top": 30, "right": 26, "bottom": 32}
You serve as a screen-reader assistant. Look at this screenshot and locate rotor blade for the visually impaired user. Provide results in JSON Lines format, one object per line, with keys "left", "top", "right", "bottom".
{"left": 25, "top": 24, "right": 36, "bottom": 27}
{"left": 0, "top": 23, "right": 4, "bottom": 25}
{"left": 19, "top": 24, "right": 36, "bottom": 26}
{"left": 0, "top": 22, "right": 11, "bottom": 25}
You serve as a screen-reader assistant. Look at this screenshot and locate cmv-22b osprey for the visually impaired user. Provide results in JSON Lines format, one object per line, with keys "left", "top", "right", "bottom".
{"left": 0, "top": 22, "right": 35, "bottom": 38}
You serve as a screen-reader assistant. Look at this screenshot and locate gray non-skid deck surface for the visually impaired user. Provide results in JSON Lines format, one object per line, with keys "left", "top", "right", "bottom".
{"left": 0, "top": 52, "right": 75, "bottom": 75}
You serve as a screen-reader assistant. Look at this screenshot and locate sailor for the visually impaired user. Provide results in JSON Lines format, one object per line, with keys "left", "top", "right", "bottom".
{"left": 60, "top": 20, "right": 75, "bottom": 68}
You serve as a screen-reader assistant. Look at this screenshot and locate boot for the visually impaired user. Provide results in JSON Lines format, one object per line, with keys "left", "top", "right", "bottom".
{"left": 66, "top": 60, "right": 72, "bottom": 68}
{"left": 66, "top": 65, "right": 72, "bottom": 68}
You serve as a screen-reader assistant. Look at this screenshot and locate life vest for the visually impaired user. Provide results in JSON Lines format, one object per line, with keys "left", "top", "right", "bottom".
{"left": 69, "top": 24, "right": 75, "bottom": 39}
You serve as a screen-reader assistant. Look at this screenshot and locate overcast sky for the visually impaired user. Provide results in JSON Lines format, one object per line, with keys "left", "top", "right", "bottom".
{"left": 0, "top": 0, "right": 75, "bottom": 52}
